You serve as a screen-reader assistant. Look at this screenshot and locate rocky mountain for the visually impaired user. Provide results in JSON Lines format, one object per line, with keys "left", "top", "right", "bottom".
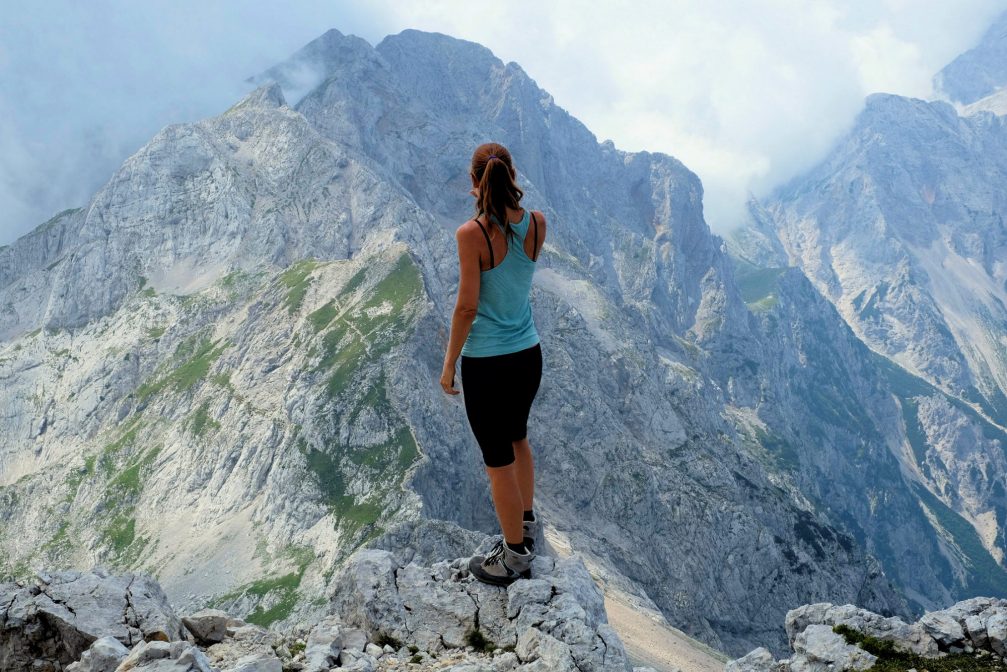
{"left": 730, "top": 7, "right": 1007, "bottom": 638}
{"left": 935, "top": 10, "right": 1007, "bottom": 106}
{"left": 2, "top": 25, "right": 1004, "bottom": 662}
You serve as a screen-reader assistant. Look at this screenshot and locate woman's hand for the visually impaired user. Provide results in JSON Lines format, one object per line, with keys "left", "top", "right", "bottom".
{"left": 440, "top": 360, "right": 460, "bottom": 395}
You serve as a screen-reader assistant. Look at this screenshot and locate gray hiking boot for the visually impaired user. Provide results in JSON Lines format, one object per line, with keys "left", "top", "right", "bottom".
{"left": 522, "top": 512, "right": 541, "bottom": 553}
{"left": 469, "top": 539, "right": 533, "bottom": 586}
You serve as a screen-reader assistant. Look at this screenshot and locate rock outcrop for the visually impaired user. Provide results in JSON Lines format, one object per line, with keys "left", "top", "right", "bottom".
{"left": 727, "top": 597, "right": 1007, "bottom": 672}
{"left": 0, "top": 538, "right": 645, "bottom": 672}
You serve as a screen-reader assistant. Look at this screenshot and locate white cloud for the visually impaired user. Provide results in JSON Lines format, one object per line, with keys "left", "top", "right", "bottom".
{"left": 1, "top": 0, "right": 1004, "bottom": 245}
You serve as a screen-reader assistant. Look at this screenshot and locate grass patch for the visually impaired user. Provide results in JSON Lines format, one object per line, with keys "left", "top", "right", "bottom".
{"left": 188, "top": 401, "right": 221, "bottom": 437}
{"left": 136, "top": 337, "right": 229, "bottom": 402}
{"left": 212, "top": 544, "right": 316, "bottom": 628}
{"left": 733, "top": 261, "right": 786, "bottom": 309}
{"left": 833, "top": 624, "right": 1006, "bottom": 672}
{"left": 98, "top": 417, "right": 145, "bottom": 476}
{"left": 297, "top": 438, "right": 389, "bottom": 537}
{"left": 280, "top": 258, "right": 323, "bottom": 314}
{"left": 312, "top": 252, "right": 424, "bottom": 399}
{"left": 211, "top": 371, "right": 233, "bottom": 390}
{"left": 147, "top": 326, "right": 166, "bottom": 339}
{"left": 104, "top": 445, "right": 161, "bottom": 500}
{"left": 308, "top": 299, "right": 339, "bottom": 332}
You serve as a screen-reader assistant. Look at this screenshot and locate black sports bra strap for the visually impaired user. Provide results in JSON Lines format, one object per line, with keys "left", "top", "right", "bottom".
{"left": 530, "top": 211, "right": 539, "bottom": 261}
{"left": 475, "top": 218, "right": 494, "bottom": 269}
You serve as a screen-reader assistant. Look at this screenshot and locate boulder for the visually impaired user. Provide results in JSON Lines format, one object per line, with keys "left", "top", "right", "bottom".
{"left": 791, "top": 623, "right": 877, "bottom": 672}
{"left": 182, "top": 608, "right": 231, "bottom": 645}
{"left": 64, "top": 635, "right": 130, "bottom": 672}
{"left": 725, "top": 647, "right": 782, "bottom": 672}
{"left": 0, "top": 567, "right": 186, "bottom": 672}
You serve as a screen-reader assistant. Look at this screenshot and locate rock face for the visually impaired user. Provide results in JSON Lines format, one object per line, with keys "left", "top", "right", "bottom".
{"left": 0, "top": 567, "right": 188, "bottom": 671}
{"left": 728, "top": 597, "right": 1007, "bottom": 672}
{"left": 5, "top": 21, "right": 1005, "bottom": 661}
{"left": 330, "top": 541, "right": 630, "bottom": 671}
{"left": 0, "top": 545, "right": 635, "bottom": 672}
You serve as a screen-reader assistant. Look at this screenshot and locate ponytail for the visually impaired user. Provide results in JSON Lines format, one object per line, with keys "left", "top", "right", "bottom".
{"left": 471, "top": 143, "right": 524, "bottom": 246}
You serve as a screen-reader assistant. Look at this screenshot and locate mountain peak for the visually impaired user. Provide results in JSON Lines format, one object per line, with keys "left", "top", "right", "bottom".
{"left": 375, "top": 28, "right": 497, "bottom": 61}
{"left": 934, "top": 10, "right": 1007, "bottom": 104}
{"left": 241, "top": 81, "right": 287, "bottom": 109}
{"left": 247, "top": 27, "right": 378, "bottom": 104}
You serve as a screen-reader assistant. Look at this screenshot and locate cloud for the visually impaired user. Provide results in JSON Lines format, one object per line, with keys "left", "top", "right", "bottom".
{"left": 1, "top": 1, "right": 1004, "bottom": 245}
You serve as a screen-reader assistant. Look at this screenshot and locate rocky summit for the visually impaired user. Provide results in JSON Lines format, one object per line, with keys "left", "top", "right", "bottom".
{"left": 728, "top": 597, "right": 1007, "bottom": 672}
{"left": 0, "top": 536, "right": 652, "bottom": 672}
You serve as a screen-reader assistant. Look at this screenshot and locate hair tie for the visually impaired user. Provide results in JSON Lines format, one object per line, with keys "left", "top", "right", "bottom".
{"left": 488, "top": 154, "right": 498, "bottom": 160}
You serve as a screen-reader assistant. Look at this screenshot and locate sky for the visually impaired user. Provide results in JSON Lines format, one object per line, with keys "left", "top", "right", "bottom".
{"left": 1, "top": 1, "right": 1005, "bottom": 246}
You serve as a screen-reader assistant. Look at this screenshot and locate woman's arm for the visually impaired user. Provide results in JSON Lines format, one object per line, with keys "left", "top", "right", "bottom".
{"left": 440, "top": 224, "right": 481, "bottom": 394}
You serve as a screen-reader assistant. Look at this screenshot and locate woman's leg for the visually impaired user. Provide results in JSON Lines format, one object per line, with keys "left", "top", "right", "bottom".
{"left": 512, "top": 437, "right": 534, "bottom": 511}
{"left": 485, "top": 462, "right": 525, "bottom": 544}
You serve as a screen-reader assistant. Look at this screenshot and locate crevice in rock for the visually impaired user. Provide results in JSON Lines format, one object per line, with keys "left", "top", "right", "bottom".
{"left": 40, "top": 585, "right": 78, "bottom": 621}
{"left": 1, "top": 594, "right": 17, "bottom": 627}
{"left": 122, "top": 575, "right": 137, "bottom": 645}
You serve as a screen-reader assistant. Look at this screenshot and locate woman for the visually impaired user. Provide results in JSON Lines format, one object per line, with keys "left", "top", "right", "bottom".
{"left": 439, "top": 142, "right": 547, "bottom": 586}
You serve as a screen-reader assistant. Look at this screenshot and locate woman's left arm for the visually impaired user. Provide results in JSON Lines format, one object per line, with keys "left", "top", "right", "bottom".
{"left": 440, "top": 225, "right": 481, "bottom": 394}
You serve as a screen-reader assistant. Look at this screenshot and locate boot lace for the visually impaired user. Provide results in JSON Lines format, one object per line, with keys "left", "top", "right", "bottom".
{"left": 484, "top": 540, "right": 506, "bottom": 566}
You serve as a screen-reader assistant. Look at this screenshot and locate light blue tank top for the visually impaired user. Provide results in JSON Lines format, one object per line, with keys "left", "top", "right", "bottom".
{"left": 461, "top": 208, "right": 541, "bottom": 358}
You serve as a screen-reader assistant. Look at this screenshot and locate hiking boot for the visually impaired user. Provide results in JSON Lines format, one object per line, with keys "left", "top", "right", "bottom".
{"left": 468, "top": 539, "right": 533, "bottom": 586}
{"left": 522, "top": 512, "right": 541, "bottom": 553}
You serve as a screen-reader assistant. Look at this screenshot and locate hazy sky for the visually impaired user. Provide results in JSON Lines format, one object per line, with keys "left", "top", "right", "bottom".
{"left": 1, "top": 1, "right": 1004, "bottom": 246}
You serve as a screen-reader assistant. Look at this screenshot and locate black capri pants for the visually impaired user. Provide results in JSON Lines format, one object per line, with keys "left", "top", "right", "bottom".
{"left": 460, "top": 342, "right": 543, "bottom": 468}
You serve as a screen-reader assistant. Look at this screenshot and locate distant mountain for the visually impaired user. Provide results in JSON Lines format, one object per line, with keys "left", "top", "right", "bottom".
{"left": 732, "top": 11, "right": 1007, "bottom": 629}
{"left": 934, "top": 10, "right": 1007, "bottom": 105}
{"left": 3, "top": 25, "right": 1004, "bottom": 660}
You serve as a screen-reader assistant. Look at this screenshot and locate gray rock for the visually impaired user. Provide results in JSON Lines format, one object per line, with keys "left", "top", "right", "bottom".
{"left": 987, "top": 611, "right": 1007, "bottom": 656}
{"left": 111, "top": 638, "right": 214, "bottom": 671}
{"left": 0, "top": 569, "right": 187, "bottom": 672}
{"left": 919, "top": 611, "right": 966, "bottom": 649}
{"left": 303, "top": 615, "right": 343, "bottom": 672}
{"left": 223, "top": 651, "right": 284, "bottom": 672}
{"left": 71, "top": 635, "right": 130, "bottom": 672}
{"left": 726, "top": 647, "right": 778, "bottom": 672}
{"left": 791, "top": 624, "right": 877, "bottom": 672}
{"left": 182, "top": 608, "right": 231, "bottom": 645}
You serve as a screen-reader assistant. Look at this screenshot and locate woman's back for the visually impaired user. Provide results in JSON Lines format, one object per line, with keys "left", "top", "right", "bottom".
{"left": 460, "top": 208, "right": 541, "bottom": 358}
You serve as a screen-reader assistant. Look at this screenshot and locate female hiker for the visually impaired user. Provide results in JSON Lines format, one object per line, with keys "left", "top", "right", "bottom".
{"left": 439, "top": 142, "right": 546, "bottom": 586}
